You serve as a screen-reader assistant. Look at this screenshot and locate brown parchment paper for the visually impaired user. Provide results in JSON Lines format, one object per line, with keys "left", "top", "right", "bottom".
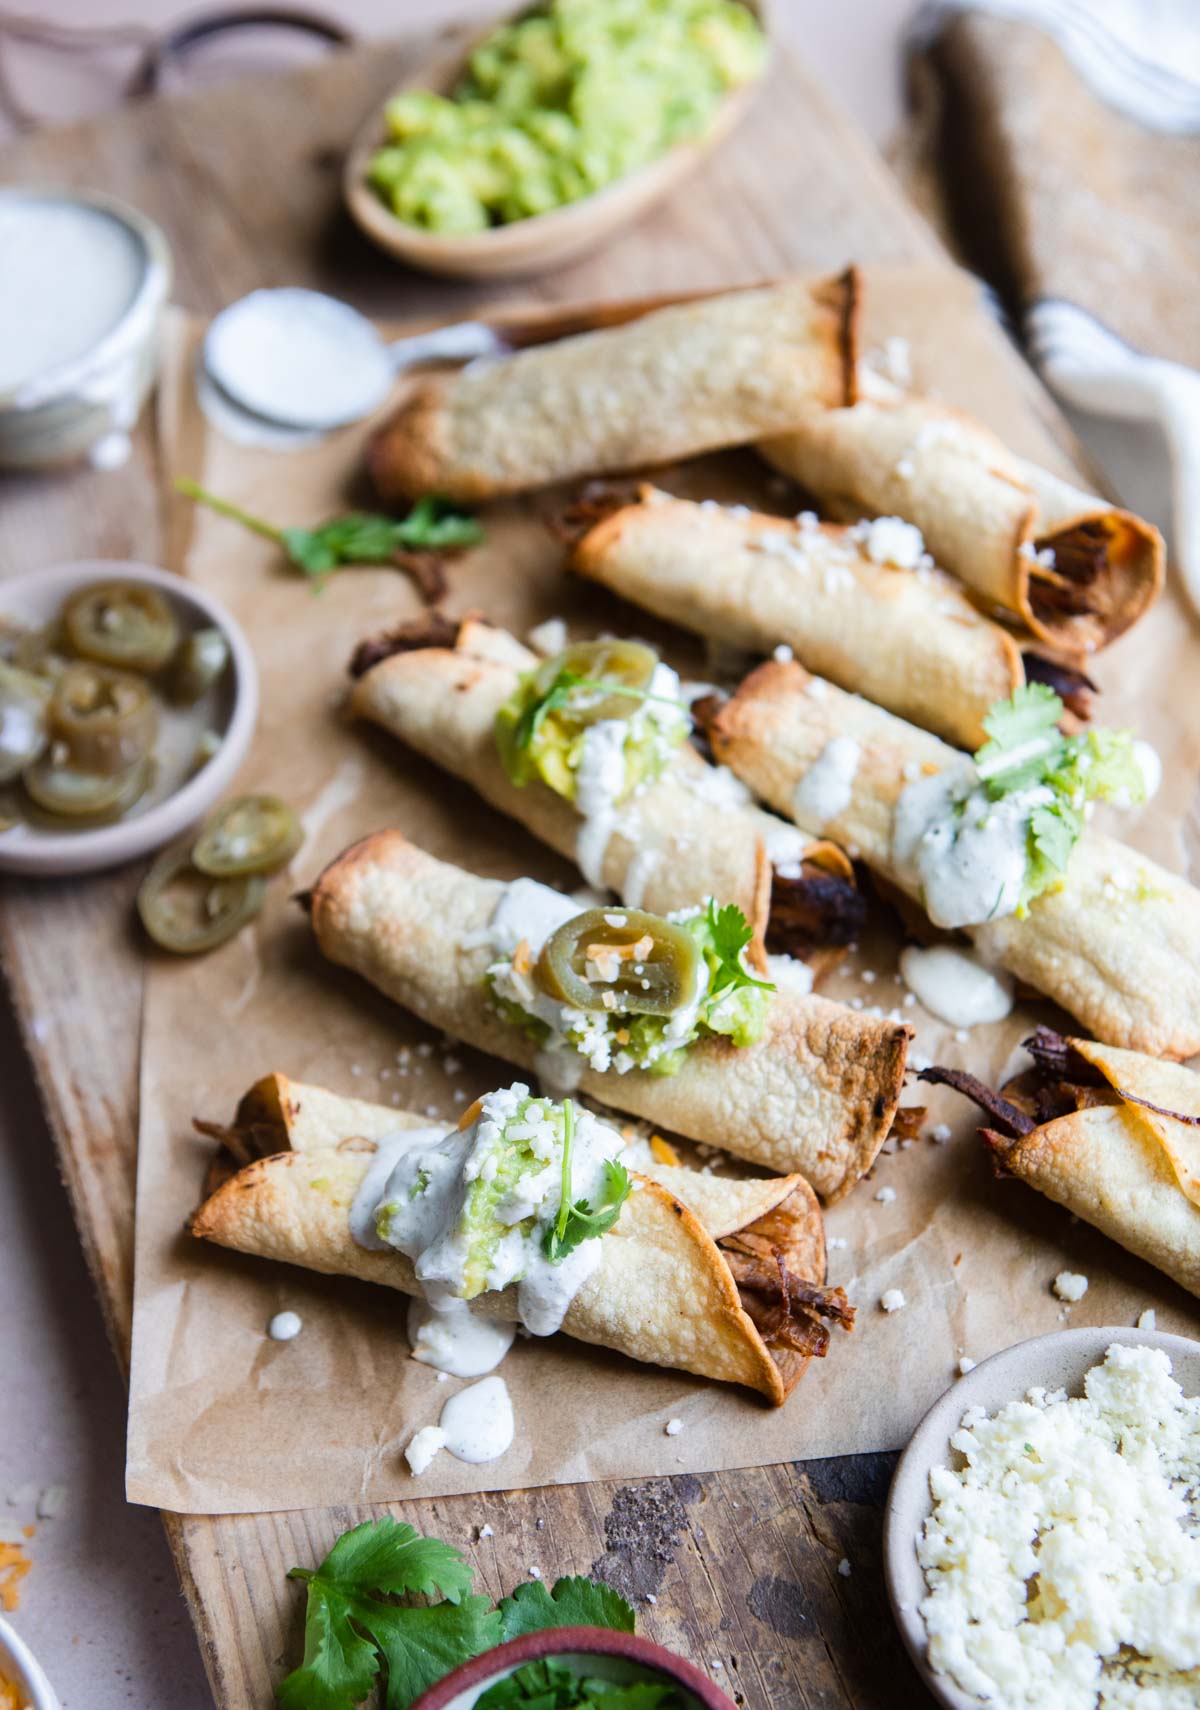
{"left": 126, "top": 265, "right": 1200, "bottom": 1515}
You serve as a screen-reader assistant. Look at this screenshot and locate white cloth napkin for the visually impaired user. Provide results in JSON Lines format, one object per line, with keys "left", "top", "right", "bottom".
{"left": 912, "top": 0, "right": 1200, "bottom": 616}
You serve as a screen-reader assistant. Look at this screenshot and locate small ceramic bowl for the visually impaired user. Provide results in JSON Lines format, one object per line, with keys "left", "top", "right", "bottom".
{"left": 0, "top": 561, "right": 257, "bottom": 877}
{"left": 884, "top": 1326, "right": 1200, "bottom": 1710}
{"left": 0, "top": 188, "right": 171, "bottom": 469}
{"left": 343, "top": 2, "right": 768, "bottom": 280}
{"left": 409, "top": 1626, "right": 737, "bottom": 1709}
{"left": 0, "top": 1616, "right": 60, "bottom": 1710}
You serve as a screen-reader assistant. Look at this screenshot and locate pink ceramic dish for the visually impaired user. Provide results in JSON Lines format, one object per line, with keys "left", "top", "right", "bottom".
{"left": 0, "top": 560, "right": 257, "bottom": 877}
{"left": 409, "top": 1626, "right": 737, "bottom": 1710}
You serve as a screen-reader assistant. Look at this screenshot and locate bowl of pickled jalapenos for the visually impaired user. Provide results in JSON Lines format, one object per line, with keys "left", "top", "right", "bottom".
{"left": 0, "top": 561, "right": 257, "bottom": 875}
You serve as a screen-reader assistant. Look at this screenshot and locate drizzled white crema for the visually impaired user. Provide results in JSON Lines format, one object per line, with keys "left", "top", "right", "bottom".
{"left": 899, "top": 944, "right": 1014, "bottom": 1027}
{"left": 892, "top": 765, "right": 1051, "bottom": 931}
{"left": 570, "top": 662, "right": 685, "bottom": 888}
{"left": 405, "top": 1375, "right": 515, "bottom": 1476}
{"left": 792, "top": 737, "right": 861, "bottom": 827}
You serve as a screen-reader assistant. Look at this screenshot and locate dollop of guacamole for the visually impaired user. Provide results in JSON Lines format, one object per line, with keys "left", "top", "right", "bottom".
{"left": 367, "top": 0, "right": 767, "bottom": 233}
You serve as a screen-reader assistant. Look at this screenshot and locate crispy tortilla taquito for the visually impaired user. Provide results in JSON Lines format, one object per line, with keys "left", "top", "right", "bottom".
{"left": 569, "top": 484, "right": 1023, "bottom": 748}
{"left": 706, "top": 660, "right": 1200, "bottom": 1058}
{"left": 368, "top": 272, "right": 860, "bottom": 504}
{"left": 922, "top": 1030, "right": 1200, "bottom": 1300}
{"left": 191, "top": 1074, "right": 853, "bottom": 1404}
{"left": 760, "top": 386, "right": 1163, "bottom": 653}
{"left": 305, "top": 830, "right": 911, "bottom": 1198}
{"left": 350, "top": 617, "right": 863, "bottom": 974}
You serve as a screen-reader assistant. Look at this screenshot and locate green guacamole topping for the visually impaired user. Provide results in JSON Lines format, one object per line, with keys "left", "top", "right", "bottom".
{"left": 367, "top": 0, "right": 767, "bottom": 233}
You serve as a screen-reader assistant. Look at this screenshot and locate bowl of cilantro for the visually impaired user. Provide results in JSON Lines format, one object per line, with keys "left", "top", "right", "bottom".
{"left": 409, "top": 1626, "right": 737, "bottom": 1710}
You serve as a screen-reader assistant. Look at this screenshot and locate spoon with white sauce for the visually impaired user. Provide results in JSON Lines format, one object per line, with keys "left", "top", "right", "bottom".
{"left": 202, "top": 287, "right": 506, "bottom": 432}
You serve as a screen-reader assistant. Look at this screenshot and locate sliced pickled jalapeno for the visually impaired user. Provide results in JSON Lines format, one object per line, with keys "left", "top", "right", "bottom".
{"left": 169, "top": 628, "right": 230, "bottom": 705}
{"left": 50, "top": 662, "right": 158, "bottom": 775}
{"left": 532, "top": 639, "right": 659, "bottom": 726}
{"left": 137, "top": 841, "right": 266, "bottom": 954}
{"left": 537, "top": 906, "right": 701, "bottom": 1016}
{"left": 63, "top": 581, "right": 179, "bottom": 673}
{"left": 24, "top": 753, "right": 152, "bottom": 821}
{"left": 0, "top": 663, "right": 51, "bottom": 784}
{"left": 192, "top": 794, "right": 303, "bottom": 877}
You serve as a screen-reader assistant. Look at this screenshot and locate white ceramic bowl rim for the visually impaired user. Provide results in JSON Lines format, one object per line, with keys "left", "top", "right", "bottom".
{"left": 0, "top": 561, "right": 258, "bottom": 876}
{"left": 0, "top": 187, "right": 172, "bottom": 412}
{"left": 883, "top": 1325, "right": 1200, "bottom": 1710}
{"left": 0, "top": 1615, "right": 60, "bottom": 1710}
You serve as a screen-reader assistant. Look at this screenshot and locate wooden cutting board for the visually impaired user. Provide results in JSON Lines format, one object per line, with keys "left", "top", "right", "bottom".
{"left": 0, "top": 24, "right": 1088, "bottom": 1709}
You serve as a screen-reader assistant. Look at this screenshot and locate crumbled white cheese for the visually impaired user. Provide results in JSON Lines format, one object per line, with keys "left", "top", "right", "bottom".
{"left": 405, "top": 1425, "right": 446, "bottom": 1477}
{"left": 268, "top": 1310, "right": 303, "bottom": 1341}
{"left": 930, "top": 1123, "right": 952, "bottom": 1144}
{"left": 478, "top": 1523, "right": 494, "bottom": 1539}
{"left": 837, "top": 1558, "right": 852, "bottom": 1578}
{"left": 881, "top": 1289, "right": 907, "bottom": 1313}
{"left": 957, "top": 1356, "right": 976, "bottom": 1376}
{"left": 851, "top": 515, "right": 927, "bottom": 569}
{"left": 527, "top": 617, "right": 568, "bottom": 657}
{"left": 772, "top": 642, "right": 794, "bottom": 662}
{"left": 36, "top": 1484, "right": 67, "bottom": 1520}
{"left": 1053, "top": 1270, "right": 1089, "bottom": 1303}
{"left": 664, "top": 1417, "right": 684, "bottom": 1437}
{"left": 1137, "top": 1309, "right": 1157, "bottom": 1332}
{"left": 919, "top": 1343, "right": 1200, "bottom": 1710}
{"left": 874, "top": 1186, "right": 897, "bottom": 1204}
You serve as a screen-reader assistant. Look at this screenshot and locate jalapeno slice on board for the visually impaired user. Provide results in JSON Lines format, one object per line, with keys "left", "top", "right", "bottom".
{"left": 63, "top": 581, "right": 180, "bottom": 673}
{"left": 49, "top": 662, "right": 158, "bottom": 775}
{"left": 137, "top": 842, "right": 266, "bottom": 954}
{"left": 169, "top": 628, "right": 230, "bottom": 705}
{"left": 24, "top": 754, "right": 153, "bottom": 821}
{"left": 0, "top": 663, "right": 51, "bottom": 784}
{"left": 191, "top": 794, "right": 303, "bottom": 877}
{"left": 537, "top": 905, "right": 701, "bottom": 1016}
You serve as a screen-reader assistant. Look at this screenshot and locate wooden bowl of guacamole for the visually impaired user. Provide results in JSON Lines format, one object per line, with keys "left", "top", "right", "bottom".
{"left": 343, "top": 0, "right": 770, "bottom": 279}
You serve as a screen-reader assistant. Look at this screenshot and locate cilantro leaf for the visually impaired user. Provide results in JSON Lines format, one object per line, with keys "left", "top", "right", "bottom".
{"left": 974, "top": 683, "right": 1065, "bottom": 794}
{"left": 477, "top": 1659, "right": 677, "bottom": 1708}
{"left": 176, "top": 479, "right": 483, "bottom": 585}
{"left": 279, "top": 1519, "right": 499, "bottom": 1710}
{"left": 543, "top": 1160, "right": 632, "bottom": 1264}
{"left": 510, "top": 670, "right": 687, "bottom": 757}
{"left": 496, "top": 1575, "right": 636, "bottom": 1641}
{"left": 705, "top": 900, "right": 775, "bottom": 998}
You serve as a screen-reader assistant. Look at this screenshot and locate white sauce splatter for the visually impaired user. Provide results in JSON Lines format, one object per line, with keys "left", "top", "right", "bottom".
{"left": 893, "top": 765, "right": 1050, "bottom": 930}
{"left": 439, "top": 1376, "right": 514, "bottom": 1464}
{"left": 407, "top": 1297, "right": 515, "bottom": 1378}
{"left": 898, "top": 944, "right": 1014, "bottom": 1028}
{"left": 792, "top": 737, "right": 861, "bottom": 827}
{"left": 574, "top": 718, "right": 629, "bottom": 887}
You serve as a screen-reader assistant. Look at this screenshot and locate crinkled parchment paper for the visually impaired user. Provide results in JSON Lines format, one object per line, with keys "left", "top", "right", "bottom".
{"left": 126, "top": 265, "right": 1200, "bottom": 1513}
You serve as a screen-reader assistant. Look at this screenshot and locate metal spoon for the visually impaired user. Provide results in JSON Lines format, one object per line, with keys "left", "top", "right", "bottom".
{"left": 202, "top": 286, "right": 507, "bottom": 432}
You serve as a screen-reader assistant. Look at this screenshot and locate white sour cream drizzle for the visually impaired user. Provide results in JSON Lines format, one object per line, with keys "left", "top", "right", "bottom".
{"left": 407, "top": 1297, "right": 515, "bottom": 1378}
{"left": 792, "top": 737, "right": 861, "bottom": 826}
{"left": 404, "top": 1375, "right": 515, "bottom": 1476}
{"left": 892, "top": 765, "right": 1051, "bottom": 931}
{"left": 571, "top": 662, "right": 684, "bottom": 889}
{"left": 898, "top": 944, "right": 1014, "bottom": 1027}
{"left": 349, "top": 1127, "right": 448, "bottom": 1251}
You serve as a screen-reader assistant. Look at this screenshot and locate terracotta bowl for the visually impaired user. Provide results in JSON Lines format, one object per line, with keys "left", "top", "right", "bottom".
{"left": 0, "top": 1616, "right": 60, "bottom": 1710}
{"left": 409, "top": 1626, "right": 738, "bottom": 1709}
{"left": 884, "top": 1325, "right": 1200, "bottom": 1710}
{"left": 0, "top": 561, "right": 257, "bottom": 876}
{"left": 343, "top": 2, "right": 769, "bottom": 280}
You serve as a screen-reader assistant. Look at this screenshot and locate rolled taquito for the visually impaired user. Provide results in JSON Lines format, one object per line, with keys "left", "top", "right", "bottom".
{"left": 191, "top": 1075, "right": 852, "bottom": 1405}
{"left": 350, "top": 617, "right": 863, "bottom": 973}
{"left": 569, "top": 485, "right": 1022, "bottom": 748}
{"left": 707, "top": 660, "right": 1200, "bottom": 1058}
{"left": 922, "top": 1029, "right": 1200, "bottom": 1301}
{"left": 305, "top": 829, "right": 911, "bottom": 1198}
{"left": 368, "top": 272, "right": 859, "bottom": 505}
{"left": 760, "top": 387, "right": 1163, "bottom": 654}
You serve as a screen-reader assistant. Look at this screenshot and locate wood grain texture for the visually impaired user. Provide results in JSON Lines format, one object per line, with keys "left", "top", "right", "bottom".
{"left": 0, "top": 27, "right": 974, "bottom": 1709}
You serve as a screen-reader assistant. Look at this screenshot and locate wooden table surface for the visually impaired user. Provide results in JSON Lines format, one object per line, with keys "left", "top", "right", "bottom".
{"left": 0, "top": 27, "right": 946, "bottom": 1709}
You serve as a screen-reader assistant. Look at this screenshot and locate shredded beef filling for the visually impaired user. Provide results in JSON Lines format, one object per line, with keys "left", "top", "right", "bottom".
{"left": 721, "top": 1240, "right": 855, "bottom": 1359}
{"left": 1020, "top": 652, "right": 1097, "bottom": 721}
{"left": 549, "top": 479, "right": 642, "bottom": 548}
{"left": 348, "top": 610, "right": 462, "bottom": 678}
{"left": 766, "top": 862, "right": 866, "bottom": 958}
{"left": 1028, "top": 520, "right": 1118, "bottom": 635}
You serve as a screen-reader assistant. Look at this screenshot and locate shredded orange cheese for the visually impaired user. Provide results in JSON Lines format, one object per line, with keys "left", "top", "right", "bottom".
{"left": 0, "top": 1673, "right": 27, "bottom": 1710}
{"left": 511, "top": 938, "right": 532, "bottom": 977}
{"left": 649, "top": 1134, "right": 681, "bottom": 1167}
{"left": 0, "top": 1539, "right": 32, "bottom": 1612}
{"left": 585, "top": 934, "right": 653, "bottom": 965}
{"left": 457, "top": 1097, "right": 484, "bottom": 1131}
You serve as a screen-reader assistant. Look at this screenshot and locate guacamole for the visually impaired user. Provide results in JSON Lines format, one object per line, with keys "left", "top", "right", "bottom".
{"left": 367, "top": 0, "right": 767, "bottom": 232}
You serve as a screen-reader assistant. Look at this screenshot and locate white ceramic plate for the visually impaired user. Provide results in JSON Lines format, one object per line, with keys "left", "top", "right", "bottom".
{"left": 884, "top": 1325, "right": 1200, "bottom": 1710}
{"left": 0, "top": 561, "right": 257, "bottom": 875}
{"left": 0, "top": 1615, "right": 60, "bottom": 1710}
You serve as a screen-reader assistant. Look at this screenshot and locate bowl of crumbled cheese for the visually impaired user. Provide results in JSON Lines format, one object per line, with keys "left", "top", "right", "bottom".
{"left": 0, "top": 1616, "right": 59, "bottom": 1710}
{"left": 885, "top": 1326, "right": 1200, "bottom": 1710}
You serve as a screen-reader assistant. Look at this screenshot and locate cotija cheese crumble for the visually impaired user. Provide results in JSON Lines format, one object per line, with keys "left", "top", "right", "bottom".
{"left": 918, "top": 1343, "right": 1200, "bottom": 1708}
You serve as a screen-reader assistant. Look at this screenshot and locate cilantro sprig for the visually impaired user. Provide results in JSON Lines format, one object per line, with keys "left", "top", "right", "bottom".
{"left": 513, "top": 667, "right": 687, "bottom": 755}
{"left": 478, "top": 1660, "right": 681, "bottom": 1708}
{"left": 704, "top": 901, "right": 775, "bottom": 999}
{"left": 971, "top": 685, "right": 1145, "bottom": 908}
{"left": 176, "top": 478, "right": 483, "bottom": 584}
{"left": 279, "top": 1520, "right": 635, "bottom": 1710}
{"left": 543, "top": 1099, "right": 632, "bottom": 1264}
